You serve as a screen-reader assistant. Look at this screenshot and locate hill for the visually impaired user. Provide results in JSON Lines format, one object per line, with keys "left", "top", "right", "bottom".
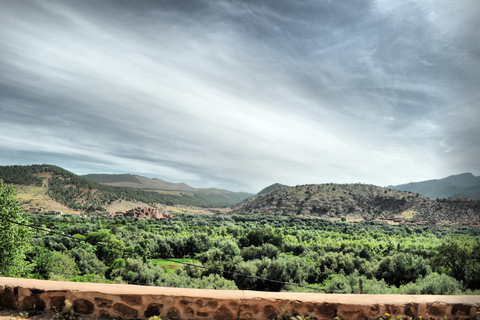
{"left": 0, "top": 165, "right": 252, "bottom": 211}
{"left": 388, "top": 172, "right": 480, "bottom": 200}
{"left": 231, "top": 182, "right": 290, "bottom": 210}
{"left": 82, "top": 173, "right": 196, "bottom": 191}
{"left": 257, "top": 183, "right": 290, "bottom": 196}
{"left": 231, "top": 183, "right": 480, "bottom": 225}
{"left": 81, "top": 173, "right": 252, "bottom": 207}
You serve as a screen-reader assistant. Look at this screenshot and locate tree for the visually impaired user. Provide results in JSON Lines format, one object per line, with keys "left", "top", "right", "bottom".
{"left": 0, "top": 180, "right": 31, "bottom": 276}
{"left": 375, "top": 253, "right": 429, "bottom": 287}
{"left": 102, "top": 238, "right": 126, "bottom": 266}
{"left": 71, "top": 246, "right": 105, "bottom": 275}
{"left": 41, "top": 251, "right": 79, "bottom": 281}
{"left": 431, "top": 242, "right": 468, "bottom": 281}
{"left": 239, "top": 229, "right": 284, "bottom": 248}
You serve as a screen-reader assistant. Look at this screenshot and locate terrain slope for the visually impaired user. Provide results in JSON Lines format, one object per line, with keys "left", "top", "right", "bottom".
{"left": 232, "top": 183, "right": 480, "bottom": 225}
{"left": 0, "top": 165, "right": 251, "bottom": 211}
{"left": 82, "top": 173, "right": 196, "bottom": 191}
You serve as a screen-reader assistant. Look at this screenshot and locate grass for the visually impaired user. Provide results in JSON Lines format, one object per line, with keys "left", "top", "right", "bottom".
{"left": 397, "top": 210, "right": 418, "bottom": 219}
{"left": 149, "top": 258, "right": 200, "bottom": 273}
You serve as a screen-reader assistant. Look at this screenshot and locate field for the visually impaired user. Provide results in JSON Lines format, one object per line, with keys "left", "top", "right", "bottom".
{"left": 16, "top": 186, "right": 78, "bottom": 214}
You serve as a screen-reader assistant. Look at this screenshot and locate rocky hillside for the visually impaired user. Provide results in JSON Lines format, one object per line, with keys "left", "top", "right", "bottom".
{"left": 232, "top": 183, "right": 480, "bottom": 225}
{"left": 0, "top": 165, "right": 251, "bottom": 210}
{"left": 388, "top": 172, "right": 480, "bottom": 200}
{"left": 232, "top": 183, "right": 290, "bottom": 209}
{"left": 257, "top": 183, "right": 290, "bottom": 195}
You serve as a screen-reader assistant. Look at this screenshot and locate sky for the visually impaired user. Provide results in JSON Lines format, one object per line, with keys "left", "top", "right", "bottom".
{"left": 1, "top": 0, "right": 479, "bottom": 193}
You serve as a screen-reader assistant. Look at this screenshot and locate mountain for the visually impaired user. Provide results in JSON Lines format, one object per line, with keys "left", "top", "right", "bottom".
{"left": 388, "top": 173, "right": 480, "bottom": 200}
{"left": 257, "top": 183, "right": 290, "bottom": 196}
{"left": 232, "top": 183, "right": 480, "bottom": 225}
{"left": 81, "top": 173, "right": 252, "bottom": 205}
{"left": 81, "top": 174, "right": 196, "bottom": 191}
{"left": 0, "top": 165, "right": 252, "bottom": 211}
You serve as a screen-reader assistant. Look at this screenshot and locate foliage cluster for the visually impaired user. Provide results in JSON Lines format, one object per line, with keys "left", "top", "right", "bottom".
{"left": 12, "top": 209, "right": 480, "bottom": 294}
{"left": 0, "top": 179, "right": 32, "bottom": 276}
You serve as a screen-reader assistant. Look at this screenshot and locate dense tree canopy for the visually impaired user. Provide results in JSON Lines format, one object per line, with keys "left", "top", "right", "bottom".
{"left": 9, "top": 210, "right": 476, "bottom": 294}
{"left": 0, "top": 180, "right": 31, "bottom": 276}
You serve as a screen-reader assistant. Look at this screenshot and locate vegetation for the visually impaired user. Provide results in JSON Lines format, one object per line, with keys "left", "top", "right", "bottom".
{"left": 82, "top": 173, "right": 144, "bottom": 184}
{"left": 257, "top": 183, "right": 290, "bottom": 196}
{"left": 233, "top": 183, "right": 480, "bottom": 224}
{"left": 0, "top": 179, "right": 32, "bottom": 276}
{"left": 7, "top": 208, "right": 480, "bottom": 294}
{"left": 1, "top": 169, "right": 479, "bottom": 294}
{"left": 0, "top": 164, "right": 251, "bottom": 209}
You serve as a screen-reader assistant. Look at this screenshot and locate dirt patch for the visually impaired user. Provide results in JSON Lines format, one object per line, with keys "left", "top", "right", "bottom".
{"left": 167, "top": 206, "right": 225, "bottom": 215}
{"left": 104, "top": 200, "right": 156, "bottom": 213}
{"left": 16, "top": 186, "right": 80, "bottom": 215}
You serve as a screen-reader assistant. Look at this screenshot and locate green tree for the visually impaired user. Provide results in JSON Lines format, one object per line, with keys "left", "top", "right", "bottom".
{"left": 375, "top": 253, "right": 429, "bottom": 287}
{"left": 0, "top": 180, "right": 31, "bottom": 276}
{"left": 30, "top": 247, "right": 79, "bottom": 280}
{"left": 44, "top": 251, "right": 80, "bottom": 281}
{"left": 71, "top": 246, "right": 105, "bottom": 275}
{"left": 418, "top": 273, "right": 463, "bottom": 295}
{"left": 431, "top": 242, "right": 468, "bottom": 281}
{"left": 102, "top": 238, "right": 126, "bottom": 266}
{"left": 219, "top": 239, "right": 241, "bottom": 257}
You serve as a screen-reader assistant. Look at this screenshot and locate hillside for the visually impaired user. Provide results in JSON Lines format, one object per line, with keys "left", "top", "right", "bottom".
{"left": 0, "top": 165, "right": 251, "bottom": 210}
{"left": 232, "top": 183, "right": 290, "bottom": 210}
{"left": 82, "top": 173, "right": 196, "bottom": 191}
{"left": 388, "top": 172, "right": 480, "bottom": 200}
{"left": 257, "top": 183, "right": 290, "bottom": 195}
{"left": 232, "top": 183, "right": 480, "bottom": 225}
{"left": 82, "top": 173, "right": 252, "bottom": 206}
{"left": 81, "top": 173, "right": 251, "bottom": 201}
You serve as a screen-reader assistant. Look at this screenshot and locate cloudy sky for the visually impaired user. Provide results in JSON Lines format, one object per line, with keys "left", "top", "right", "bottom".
{"left": 1, "top": 0, "right": 479, "bottom": 192}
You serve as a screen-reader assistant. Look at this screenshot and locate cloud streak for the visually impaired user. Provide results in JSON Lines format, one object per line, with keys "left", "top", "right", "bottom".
{"left": 1, "top": 0, "right": 479, "bottom": 192}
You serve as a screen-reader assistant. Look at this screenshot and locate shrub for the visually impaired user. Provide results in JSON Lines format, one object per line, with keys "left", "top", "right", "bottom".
{"left": 418, "top": 273, "right": 463, "bottom": 295}
{"left": 375, "top": 253, "right": 430, "bottom": 287}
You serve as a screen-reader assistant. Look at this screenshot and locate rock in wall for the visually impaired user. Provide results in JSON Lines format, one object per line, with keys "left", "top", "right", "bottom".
{"left": 1, "top": 278, "right": 479, "bottom": 320}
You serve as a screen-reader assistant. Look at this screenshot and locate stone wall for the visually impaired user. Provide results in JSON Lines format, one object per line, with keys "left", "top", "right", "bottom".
{"left": 1, "top": 277, "right": 479, "bottom": 320}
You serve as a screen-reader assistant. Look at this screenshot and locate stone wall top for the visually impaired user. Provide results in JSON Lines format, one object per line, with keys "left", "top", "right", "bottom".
{"left": 1, "top": 277, "right": 479, "bottom": 320}
{"left": 2, "top": 277, "right": 479, "bottom": 305}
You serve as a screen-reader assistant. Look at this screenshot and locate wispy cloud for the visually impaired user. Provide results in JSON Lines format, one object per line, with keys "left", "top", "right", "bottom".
{"left": 1, "top": 0, "right": 479, "bottom": 192}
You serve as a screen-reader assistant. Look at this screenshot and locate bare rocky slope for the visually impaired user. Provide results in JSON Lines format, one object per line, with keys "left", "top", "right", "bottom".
{"left": 232, "top": 183, "right": 480, "bottom": 225}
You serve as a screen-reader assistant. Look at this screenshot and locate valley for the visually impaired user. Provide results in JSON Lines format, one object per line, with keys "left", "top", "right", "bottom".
{"left": 1, "top": 165, "right": 479, "bottom": 225}
{"left": 1, "top": 164, "right": 480, "bottom": 295}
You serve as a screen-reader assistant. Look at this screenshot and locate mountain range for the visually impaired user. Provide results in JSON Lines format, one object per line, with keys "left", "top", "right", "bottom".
{"left": 1, "top": 165, "right": 479, "bottom": 224}
{"left": 0, "top": 165, "right": 252, "bottom": 212}
{"left": 388, "top": 172, "right": 480, "bottom": 200}
{"left": 81, "top": 174, "right": 196, "bottom": 191}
